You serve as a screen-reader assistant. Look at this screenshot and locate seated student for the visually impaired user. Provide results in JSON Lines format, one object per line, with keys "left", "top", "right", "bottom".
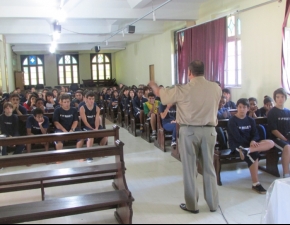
{"left": 26, "top": 108, "right": 49, "bottom": 152}
{"left": 143, "top": 86, "right": 150, "bottom": 100}
{"left": 0, "top": 93, "right": 10, "bottom": 115}
{"left": 9, "top": 93, "right": 27, "bottom": 115}
{"left": 110, "top": 90, "right": 119, "bottom": 121}
{"left": 247, "top": 97, "right": 261, "bottom": 118}
{"left": 132, "top": 88, "right": 148, "bottom": 132}
{"left": 144, "top": 93, "right": 160, "bottom": 137}
{"left": 71, "top": 90, "right": 84, "bottom": 108}
{"left": 159, "top": 104, "right": 177, "bottom": 146}
{"left": 217, "top": 96, "right": 231, "bottom": 120}
{"left": 80, "top": 91, "right": 108, "bottom": 162}
{"left": 53, "top": 94, "right": 84, "bottom": 150}
{"left": 0, "top": 102, "right": 25, "bottom": 155}
{"left": 46, "top": 92, "right": 59, "bottom": 110}
{"left": 222, "top": 88, "right": 236, "bottom": 109}
{"left": 30, "top": 87, "right": 36, "bottom": 93}
{"left": 34, "top": 98, "right": 48, "bottom": 113}
{"left": 104, "top": 89, "right": 112, "bottom": 105}
{"left": 227, "top": 98, "right": 274, "bottom": 194}
{"left": 52, "top": 89, "right": 59, "bottom": 101}
{"left": 259, "top": 96, "right": 274, "bottom": 117}
{"left": 267, "top": 88, "right": 290, "bottom": 178}
{"left": 15, "top": 87, "right": 26, "bottom": 103}
{"left": 23, "top": 94, "right": 38, "bottom": 111}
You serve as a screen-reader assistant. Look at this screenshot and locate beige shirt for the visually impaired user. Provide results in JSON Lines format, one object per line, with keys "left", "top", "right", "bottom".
{"left": 159, "top": 76, "right": 221, "bottom": 126}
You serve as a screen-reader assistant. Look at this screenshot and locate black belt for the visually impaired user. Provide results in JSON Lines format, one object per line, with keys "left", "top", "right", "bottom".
{"left": 180, "top": 124, "right": 215, "bottom": 128}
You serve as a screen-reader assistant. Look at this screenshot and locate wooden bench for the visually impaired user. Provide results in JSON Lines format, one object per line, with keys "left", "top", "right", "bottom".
{"left": 0, "top": 127, "right": 134, "bottom": 224}
{"left": 154, "top": 112, "right": 174, "bottom": 152}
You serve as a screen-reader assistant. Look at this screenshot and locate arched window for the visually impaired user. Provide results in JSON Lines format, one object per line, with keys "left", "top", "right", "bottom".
{"left": 91, "top": 54, "right": 112, "bottom": 80}
{"left": 57, "top": 54, "right": 79, "bottom": 85}
{"left": 21, "top": 55, "right": 45, "bottom": 86}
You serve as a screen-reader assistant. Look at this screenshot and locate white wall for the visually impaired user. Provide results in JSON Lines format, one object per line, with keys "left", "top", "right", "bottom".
{"left": 198, "top": 0, "right": 289, "bottom": 108}
{"left": 115, "top": 22, "right": 185, "bottom": 87}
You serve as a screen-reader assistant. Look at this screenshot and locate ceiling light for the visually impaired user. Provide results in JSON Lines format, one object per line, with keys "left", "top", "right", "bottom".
{"left": 49, "top": 45, "right": 56, "bottom": 53}
{"left": 153, "top": 11, "right": 156, "bottom": 21}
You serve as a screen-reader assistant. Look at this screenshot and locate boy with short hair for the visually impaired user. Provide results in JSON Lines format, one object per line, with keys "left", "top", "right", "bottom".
{"left": 53, "top": 94, "right": 84, "bottom": 150}
{"left": 46, "top": 92, "right": 59, "bottom": 110}
{"left": 80, "top": 91, "right": 108, "bottom": 162}
{"left": 9, "top": 93, "right": 27, "bottom": 115}
{"left": 259, "top": 96, "right": 274, "bottom": 117}
{"left": 217, "top": 96, "right": 231, "bottom": 120}
{"left": 132, "top": 88, "right": 148, "bottom": 131}
{"left": 144, "top": 92, "right": 160, "bottom": 137}
{"left": 222, "top": 88, "right": 236, "bottom": 109}
{"left": 267, "top": 88, "right": 290, "bottom": 178}
{"left": 247, "top": 97, "right": 261, "bottom": 118}
{"left": 0, "top": 102, "right": 25, "bottom": 155}
{"left": 26, "top": 108, "right": 49, "bottom": 152}
{"left": 227, "top": 98, "right": 274, "bottom": 194}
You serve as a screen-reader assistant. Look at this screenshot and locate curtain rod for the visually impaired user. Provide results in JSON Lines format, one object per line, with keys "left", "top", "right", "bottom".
{"left": 177, "top": 0, "right": 280, "bottom": 33}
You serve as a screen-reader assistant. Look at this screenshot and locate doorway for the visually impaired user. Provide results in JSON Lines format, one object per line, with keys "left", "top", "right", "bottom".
{"left": 149, "top": 65, "right": 155, "bottom": 81}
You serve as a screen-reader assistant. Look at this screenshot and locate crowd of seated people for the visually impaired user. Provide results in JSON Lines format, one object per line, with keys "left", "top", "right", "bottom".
{"left": 1, "top": 83, "right": 290, "bottom": 194}
{"left": 0, "top": 86, "right": 108, "bottom": 163}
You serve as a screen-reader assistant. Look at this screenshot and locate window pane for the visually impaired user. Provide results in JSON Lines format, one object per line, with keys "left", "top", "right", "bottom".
{"left": 227, "top": 42, "right": 235, "bottom": 56}
{"left": 98, "top": 64, "right": 104, "bottom": 80}
{"left": 105, "top": 56, "right": 110, "bottom": 63}
{"left": 37, "top": 57, "right": 43, "bottom": 65}
{"left": 73, "top": 65, "right": 78, "bottom": 73}
{"left": 59, "top": 78, "right": 64, "bottom": 84}
{"left": 66, "top": 78, "right": 72, "bottom": 84}
{"left": 238, "top": 70, "right": 242, "bottom": 85}
{"left": 237, "top": 19, "right": 241, "bottom": 36}
{"left": 30, "top": 67, "right": 37, "bottom": 80}
{"left": 65, "top": 55, "right": 71, "bottom": 64}
{"left": 59, "top": 66, "right": 64, "bottom": 77}
{"left": 98, "top": 54, "right": 104, "bottom": 63}
{"left": 92, "top": 56, "right": 97, "bottom": 63}
{"left": 228, "top": 56, "right": 235, "bottom": 71}
{"left": 31, "top": 79, "right": 37, "bottom": 85}
{"left": 23, "top": 58, "right": 28, "bottom": 66}
{"left": 39, "top": 79, "right": 44, "bottom": 84}
{"left": 237, "top": 40, "right": 241, "bottom": 55}
{"left": 106, "top": 64, "right": 111, "bottom": 79}
{"left": 38, "top": 66, "right": 43, "bottom": 74}
{"left": 92, "top": 65, "right": 97, "bottom": 80}
{"left": 29, "top": 56, "right": 36, "bottom": 65}
{"left": 72, "top": 57, "right": 77, "bottom": 64}
{"left": 227, "top": 70, "right": 236, "bottom": 85}
{"left": 59, "top": 57, "right": 64, "bottom": 65}
{"left": 227, "top": 16, "right": 235, "bottom": 37}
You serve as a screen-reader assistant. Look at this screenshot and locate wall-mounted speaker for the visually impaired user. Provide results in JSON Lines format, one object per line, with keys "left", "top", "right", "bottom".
{"left": 128, "top": 25, "right": 135, "bottom": 34}
{"left": 95, "top": 46, "right": 101, "bottom": 53}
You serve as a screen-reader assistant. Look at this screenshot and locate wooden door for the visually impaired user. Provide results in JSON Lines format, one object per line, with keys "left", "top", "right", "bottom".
{"left": 14, "top": 71, "right": 24, "bottom": 90}
{"left": 149, "top": 65, "right": 155, "bottom": 82}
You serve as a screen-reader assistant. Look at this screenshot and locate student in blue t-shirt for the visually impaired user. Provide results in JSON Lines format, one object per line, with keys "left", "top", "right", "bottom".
{"left": 247, "top": 97, "right": 261, "bottom": 118}
{"left": 159, "top": 104, "right": 177, "bottom": 146}
{"left": 132, "top": 89, "right": 148, "bottom": 131}
{"left": 227, "top": 98, "right": 274, "bottom": 194}
{"left": 259, "top": 96, "right": 274, "bottom": 117}
{"left": 222, "top": 88, "right": 236, "bottom": 110}
{"left": 80, "top": 91, "right": 108, "bottom": 163}
{"left": 26, "top": 108, "right": 49, "bottom": 152}
{"left": 0, "top": 102, "right": 25, "bottom": 155}
{"left": 217, "top": 96, "right": 231, "bottom": 120}
{"left": 267, "top": 88, "right": 290, "bottom": 178}
{"left": 53, "top": 94, "right": 84, "bottom": 150}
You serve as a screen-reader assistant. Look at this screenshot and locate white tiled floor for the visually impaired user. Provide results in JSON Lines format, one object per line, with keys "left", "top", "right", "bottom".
{"left": 0, "top": 120, "right": 283, "bottom": 224}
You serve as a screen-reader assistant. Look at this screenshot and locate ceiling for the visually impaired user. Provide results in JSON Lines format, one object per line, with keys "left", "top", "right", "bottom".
{"left": 0, "top": 0, "right": 208, "bottom": 54}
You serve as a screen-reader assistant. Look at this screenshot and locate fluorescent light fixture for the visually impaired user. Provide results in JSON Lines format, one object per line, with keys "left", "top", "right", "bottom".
{"left": 153, "top": 11, "right": 156, "bottom": 21}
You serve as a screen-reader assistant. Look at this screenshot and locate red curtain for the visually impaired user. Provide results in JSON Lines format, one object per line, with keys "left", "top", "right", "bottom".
{"left": 282, "top": 0, "right": 290, "bottom": 94}
{"left": 177, "top": 17, "right": 227, "bottom": 86}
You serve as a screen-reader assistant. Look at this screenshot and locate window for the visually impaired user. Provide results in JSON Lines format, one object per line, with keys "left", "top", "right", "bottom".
{"left": 21, "top": 55, "right": 45, "bottom": 86}
{"left": 57, "top": 55, "right": 79, "bottom": 85}
{"left": 91, "top": 54, "right": 112, "bottom": 80}
{"left": 224, "top": 15, "right": 241, "bottom": 87}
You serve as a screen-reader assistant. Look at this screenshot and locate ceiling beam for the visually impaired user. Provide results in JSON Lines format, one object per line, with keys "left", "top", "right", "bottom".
{"left": 127, "top": 0, "right": 152, "bottom": 9}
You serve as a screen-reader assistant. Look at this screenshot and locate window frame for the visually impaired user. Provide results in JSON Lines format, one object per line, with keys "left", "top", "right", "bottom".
{"left": 90, "top": 53, "right": 112, "bottom": 81}
{"left": 56, "top": 54, "right": 80, "bottom": 85}
{"left": 21, "top": 55, "right": 45, "bottom": 86}
{"left": 224, "top": 15, "right": 242, "bottom": 88}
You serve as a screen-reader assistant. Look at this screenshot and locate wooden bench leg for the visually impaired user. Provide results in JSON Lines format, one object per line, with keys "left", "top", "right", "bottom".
{"left": 259, "top": 148, "right": 281, "bottom": 177}
{"left": 214, "top": 151, "right": 222, "bottom": 186}
{"left": 115, "top": 202, "right": 133, "bottom": 224}
{"left": 41, "top": 181, "right": 45, "bottom": 201}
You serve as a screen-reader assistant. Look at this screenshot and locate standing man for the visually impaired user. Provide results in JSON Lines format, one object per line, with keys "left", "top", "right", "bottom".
{"left": 150, "top": 60, "right": 221, "bottom": 213}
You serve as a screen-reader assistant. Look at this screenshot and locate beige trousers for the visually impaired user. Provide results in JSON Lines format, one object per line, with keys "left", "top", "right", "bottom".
{"left": 179, "top": 126, "right": 219, "bottom": 211}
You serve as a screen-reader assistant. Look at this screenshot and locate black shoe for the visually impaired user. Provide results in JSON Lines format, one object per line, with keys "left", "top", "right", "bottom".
{"left": 86, "top": 158, "right": 93, "bottom": 163}
{"left": 252, "top": 184, "right": 267, "bottom": 194}
{"left": 210, "top": 210, "right": 216, "bottom": 212}
{"left": 179, "top": 203, "right": 199, "bottom": 214}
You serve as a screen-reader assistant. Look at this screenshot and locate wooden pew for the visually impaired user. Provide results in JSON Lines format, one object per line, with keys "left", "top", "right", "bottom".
{"left": 154, "top": 111, "right": 174, "bottom": 152}
{"left": 128, "top": 103, "right": 144, "bottom": 137}
{"left": 0, "top": 127, "right": 134, "bottom": 224}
